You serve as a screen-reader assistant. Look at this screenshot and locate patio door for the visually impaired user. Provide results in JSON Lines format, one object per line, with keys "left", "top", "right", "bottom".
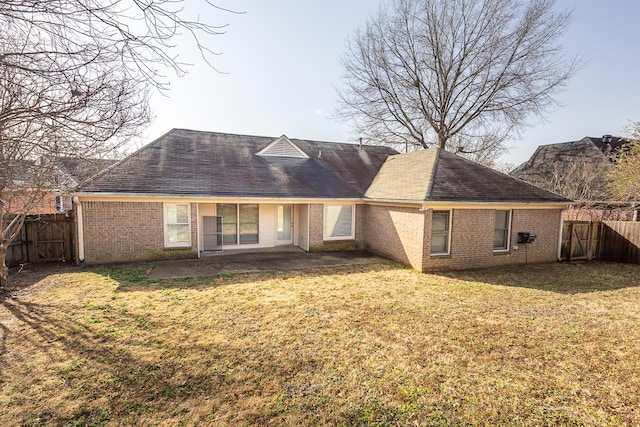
{"left": 202, "top": 216, "right": 223, "bottom": 251}
{"left": 276, "top": 205, "right": 293, "bottom": 245}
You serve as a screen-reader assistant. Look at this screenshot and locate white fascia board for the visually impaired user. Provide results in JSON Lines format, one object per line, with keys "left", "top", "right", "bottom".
{"left": 73, "top": 193, "right": 363, "bottom": 204}
{"left": 419, "top": 201, "right": 569, "bottom": 210}
{"left": 364, "top": 198, "right": 567, "bottom": 209}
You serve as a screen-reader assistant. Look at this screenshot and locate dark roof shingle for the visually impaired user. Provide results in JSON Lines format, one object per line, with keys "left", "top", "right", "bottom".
{"left": 79, "top": 129, "right": 397, "bottom": 198}
{"left": 366, "top": 149, "right": 569, "bottom": 203}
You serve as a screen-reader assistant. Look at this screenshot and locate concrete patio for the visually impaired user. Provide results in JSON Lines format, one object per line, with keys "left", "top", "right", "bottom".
{"left": 147, "top": 248, "right": 391, "bottom": 279}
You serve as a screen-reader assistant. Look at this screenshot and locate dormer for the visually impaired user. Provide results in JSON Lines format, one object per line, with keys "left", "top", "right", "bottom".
{"left": 257, "top": 135, "right": 309, "bottom": 159}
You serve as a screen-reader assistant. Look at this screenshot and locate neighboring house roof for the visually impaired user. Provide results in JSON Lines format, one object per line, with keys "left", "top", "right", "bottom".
{"left": 510, "top": 135, "right": 631, "bottom": 203}
{"left": 366, "top": 148, "right": 569, "bottom": 203}
{"left": 78, "top": 129, "right": 398, "bottom": 198}
{"left": 51, "top": 156, "right": 118, "bottom": 188}
{"left": 5, "top": 157, "right": 116, "bottom": 190}
{"left": 511, "top": 135, "right": 626, "bottom": 180}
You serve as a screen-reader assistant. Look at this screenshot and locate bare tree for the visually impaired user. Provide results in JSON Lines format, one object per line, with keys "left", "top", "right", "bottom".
{"left": 0, "top": 1, "right": 234, "bottom": 286}
{"left": 514, "top": 152, "right": 622, "bottom": 221}
{"left": 336, "top": 0, "right": 579, "bottom": 163}
{"left": 533, "top": 156, "right": 611, "bottom": 203}
{"left": 608, "top": 122, "right": 640, "bottom": 202}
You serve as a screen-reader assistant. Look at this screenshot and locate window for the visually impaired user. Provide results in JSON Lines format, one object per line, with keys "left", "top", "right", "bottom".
{"left": 55, "top": 196, "right": 65, "bottom": 212}
{"left": 165, "top": 204, "right": 191, "bottom": 247}
{"left": 494, "top": 210, "right": 511, "bottom": 251}
{"left": 216, "top": 203, "right": 259, "bottom": 245}
{"left": 239, "top": 204, "right": 259, "bottom": 244}
{"left": 323, "top": 205, "right": 354, "bottom": 240}
{"left": 431, "top": 211, "right": 450, "bottom": 255}
{"left": 217, "top": 204, "right": 238, "bottom": 245}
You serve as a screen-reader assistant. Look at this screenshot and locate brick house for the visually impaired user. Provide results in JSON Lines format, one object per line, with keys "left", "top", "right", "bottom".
{"left": 3, "top": 156, "right": 116, "bottom": 215}
{"left": 73, "top": 129, "right": 569, "bottom": 271}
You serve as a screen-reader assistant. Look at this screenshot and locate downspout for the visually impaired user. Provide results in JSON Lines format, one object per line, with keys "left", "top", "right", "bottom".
{"left": 195, "top": 203, "right": 200, "bottom": 258}
{"left": 73, "top": 196, "right": 85, "bottom": 267}
{"left": 306, "top": 204, "right": 310, "bottom": 252}
{"left": 557, "top": 209, "right": 564, "bottom": 261}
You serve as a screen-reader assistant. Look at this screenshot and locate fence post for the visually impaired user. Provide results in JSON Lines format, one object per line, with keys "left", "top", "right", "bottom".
{"left": 568, "top": 222, "right": 574, "bottom": 263}
{"left": 587, "top": 222, "right": 594, "bottom": 261}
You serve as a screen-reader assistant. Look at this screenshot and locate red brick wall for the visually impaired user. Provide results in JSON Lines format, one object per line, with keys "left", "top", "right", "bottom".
{"left": 3, "top": 191, "right": 60, "bottom": 215}
{"left": 362, "top": 204, "right": 426, "bottom": 270}
{"left": 308, "top": 203, "right": 363, "bottom": 252}
{"left": 81, "top": 201, "right": 198, "bottom": 264}
{"left": 297, "top": 204, "right": 309, "bottom": 251}
{"left": 354, "top": 204, "right": 365, "bottom": 247}
{"left": 425, "top": 208, "right": 562, "bottom": 271}
{"left": 308, "top": 203, "right": 324, "bottom": 251}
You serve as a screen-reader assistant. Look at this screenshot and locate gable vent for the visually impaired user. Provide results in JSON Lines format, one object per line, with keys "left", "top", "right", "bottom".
{"left": 257, "top": 135, "right": 309, "bottom": 158}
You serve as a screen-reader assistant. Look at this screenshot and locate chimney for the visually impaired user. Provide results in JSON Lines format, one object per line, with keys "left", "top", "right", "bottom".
{"left": 359, "top": 137, "right": 363, "bottom": 150}
{"left": 602, "top": 134, "right": 613, "bottom": 143}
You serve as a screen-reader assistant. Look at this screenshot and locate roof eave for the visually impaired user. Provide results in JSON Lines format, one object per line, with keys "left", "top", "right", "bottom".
{"left": 73, "top": 192, "right": 365, "bottom": 203}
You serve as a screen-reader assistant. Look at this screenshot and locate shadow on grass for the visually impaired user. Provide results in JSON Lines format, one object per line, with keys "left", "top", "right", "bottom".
{"left": 0, "top": 294, "right": 294, "bottom": 424}
{"left": 3, "top": 262, "right": 77, "bottom": 294}
{"left": 0, "top": 321, "right": 7, "bottom": 357}
{"left": 435, "top": 261, "right": 640, "bottom": 294}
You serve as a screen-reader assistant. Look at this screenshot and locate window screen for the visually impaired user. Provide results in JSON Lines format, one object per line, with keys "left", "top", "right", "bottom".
{"left": 431, "top": 211, "right": 450, "bottom": 254}
{"left": 494, "top": 210, "right": 511, "bottom": 250}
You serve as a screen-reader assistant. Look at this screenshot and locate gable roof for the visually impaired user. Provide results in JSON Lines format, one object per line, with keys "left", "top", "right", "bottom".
{"left": 366, "top": 148, "right": 569, "bottom": 203}
{"left": 78, "top": 129, "right": 397, "bottom": 198}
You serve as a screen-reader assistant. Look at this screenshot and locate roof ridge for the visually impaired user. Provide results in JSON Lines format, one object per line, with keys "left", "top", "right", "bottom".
{"left": 171, "top": 128, "right": 397, "bottom": 151}
{"left": 424, "top": 148, "right": 440, "bottom": 200}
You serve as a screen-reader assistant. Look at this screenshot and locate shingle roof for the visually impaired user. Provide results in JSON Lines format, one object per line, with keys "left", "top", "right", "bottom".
{"left": 78, "top": 129, "right": 398, "bottom": 198}
{"left": 366, "top": 148, "right": 569, "bottom": 203}
{"left": 511, "top": 136, "right": 626, "bottom": 180}
{"left": 50, "top": 156, "right": 118, "bottom": 188}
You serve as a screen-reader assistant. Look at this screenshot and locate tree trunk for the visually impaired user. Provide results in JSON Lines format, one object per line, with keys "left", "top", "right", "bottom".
{"left": 0, "top": 243, "right": 7, "bottom": 288}
{"left": 437, "top": 132, "right": 447, "bottom": 149}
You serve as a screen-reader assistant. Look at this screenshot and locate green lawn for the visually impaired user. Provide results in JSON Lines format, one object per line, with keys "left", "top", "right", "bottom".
{"left": 1, "top": 261, "right": 639, "bottom": 426}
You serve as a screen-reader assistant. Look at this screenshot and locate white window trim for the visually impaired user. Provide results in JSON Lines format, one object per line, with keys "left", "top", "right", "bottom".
{"left": 431, "top": 210, "right": 452, "bottom": 256}
{"left": 323, "top": 204, "right": 356, "bottom": 241}
{"left": 493, "top": 209, "right": 512, "bottom": 252}
{"left": 164, "top": 203, "right": 191, "bottom": 248}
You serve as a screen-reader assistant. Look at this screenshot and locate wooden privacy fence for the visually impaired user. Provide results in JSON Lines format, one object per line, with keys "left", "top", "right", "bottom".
{"left": 560, "top": 221, "right": 601, "bottom": 262}
{"left": 5, "top": 214, "right": 75, "bottom": 267}
{"left": 600, "top": 221, "right": 640, "bottom": 264}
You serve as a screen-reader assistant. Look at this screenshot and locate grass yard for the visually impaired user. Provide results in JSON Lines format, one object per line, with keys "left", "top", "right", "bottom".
{"left": 1, "top": 261, "right": 639, "bottom": 426}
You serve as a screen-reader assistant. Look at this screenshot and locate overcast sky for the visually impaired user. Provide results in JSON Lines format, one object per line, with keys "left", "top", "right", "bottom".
{"left": 146, "top": 0, "right": 640, "bottom": 167}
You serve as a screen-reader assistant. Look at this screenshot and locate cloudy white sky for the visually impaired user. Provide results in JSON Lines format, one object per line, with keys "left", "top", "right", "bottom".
{"left": 146, "top": 0, "right": 640, "bottom": 167}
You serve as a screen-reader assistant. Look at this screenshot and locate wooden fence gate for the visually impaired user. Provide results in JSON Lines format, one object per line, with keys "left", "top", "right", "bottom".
{"left": 560, "top": 221, "right": 602, "bottom": 262}
{"left": 5, "top": 214, "right": 75, "bottom": 267}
